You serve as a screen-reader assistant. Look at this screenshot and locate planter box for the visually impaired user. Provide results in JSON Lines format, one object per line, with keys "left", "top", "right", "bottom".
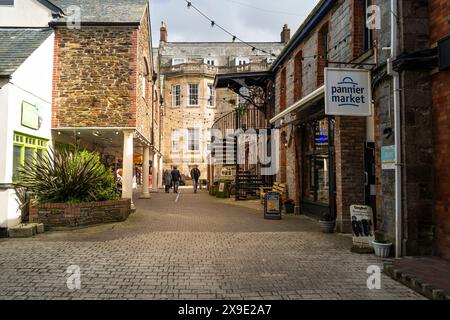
{"left": 29, "top": 199, "right": 131, "bottom": 230}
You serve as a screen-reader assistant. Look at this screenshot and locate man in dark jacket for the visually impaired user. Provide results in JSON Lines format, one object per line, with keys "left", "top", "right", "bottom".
{"left": 171, "top": 166, "right": 181, "bottom": 193}
{"left": 190, "top": 165, "right": 201, "bottom": 193}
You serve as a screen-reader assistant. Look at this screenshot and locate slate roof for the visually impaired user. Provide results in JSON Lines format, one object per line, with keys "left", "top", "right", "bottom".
{"left": 0, "top": 28, "right": 53, "bottom": 77}
{"left": 48, "top": 0, "right": 148, "bottom": 24}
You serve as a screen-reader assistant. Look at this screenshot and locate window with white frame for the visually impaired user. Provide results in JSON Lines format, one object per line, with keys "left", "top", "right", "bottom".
{"left": 171, "top": 129, "right": 181, "bottom": 152}
{"left": 235, "top": 57, "right": 250, "bottom": 66}
{"left": 188, "top": 84, "right": 199, "bottom": 106}
{"left": 188, "top": 128, "right": 200, "bottom": 152}
{"left": 207, "top": 84, "right": 215, "bottom": 107}
{"left": 0, "top": 0, "right": 14, "bottom": 5}
{"left": 172, "top": 58, "right": 186, "bottom": 65}
{"left": 172, "top": 84, "right": 181, "bottom": 107}
{"left": 205, "top": 58, "right": 216, "bottom": 66}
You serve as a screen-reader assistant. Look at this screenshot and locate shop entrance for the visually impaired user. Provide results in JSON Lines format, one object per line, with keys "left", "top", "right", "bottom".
{"left": 300, "top": 117, "right": 336, "bottom": 220}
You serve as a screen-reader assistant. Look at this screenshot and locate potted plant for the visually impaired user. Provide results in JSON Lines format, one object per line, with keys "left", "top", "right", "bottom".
{"left": 372, "top": 233, "right": 392, "bottom": 258}
{"left": 282, "top": 198, "right": 295, "bottom": 214}
{"left": 319, "top": 212, "right": 336, "bottom": 233}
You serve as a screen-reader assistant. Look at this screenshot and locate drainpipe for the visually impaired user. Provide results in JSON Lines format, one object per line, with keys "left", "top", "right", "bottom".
{"left": 386, "top": 0, "right": 402, "bottom": 258}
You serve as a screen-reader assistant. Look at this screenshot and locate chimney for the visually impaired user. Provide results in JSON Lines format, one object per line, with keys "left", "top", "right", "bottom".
{"left": 281, "top": 24, "right": 291, "bottom": 44}
{"left": 160, "top": 21, "right": 168, "bottom": 44}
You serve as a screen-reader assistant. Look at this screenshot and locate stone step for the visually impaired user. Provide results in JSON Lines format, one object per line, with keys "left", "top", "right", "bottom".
{"left": 8, "top": 223, "right": 45, "bottom": 238}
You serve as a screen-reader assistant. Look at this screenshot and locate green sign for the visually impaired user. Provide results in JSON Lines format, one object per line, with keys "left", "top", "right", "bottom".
{"left": 21, "top": 101, "right": 39, "bottom": 130}
{"left": 381, "top": 145, "right": 396, "bottom": 170}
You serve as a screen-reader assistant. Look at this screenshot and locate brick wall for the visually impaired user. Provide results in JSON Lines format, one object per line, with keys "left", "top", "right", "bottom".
{"left": 429, "top": 0, "right": 450, "bottom": 259}
{"left": 29, "top": 199, "right": 131, "bottom": 230}
{"left": 53, "top": 26, "right": 138, "bottom": 128}
{"left": 273, "top": 0, "right": 361, "bottom": 221}
{"left": 334, "top": 116, "right": 366, "bottom": 233}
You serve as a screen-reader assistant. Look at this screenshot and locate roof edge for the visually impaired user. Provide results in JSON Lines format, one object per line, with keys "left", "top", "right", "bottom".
{"left": 271, "top": 0, "right": 337, "bottom": 71}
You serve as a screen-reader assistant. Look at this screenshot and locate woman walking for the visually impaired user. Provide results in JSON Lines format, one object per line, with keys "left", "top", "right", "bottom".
{"left": 163, "top": 170, "right": 172, "bottom": 193}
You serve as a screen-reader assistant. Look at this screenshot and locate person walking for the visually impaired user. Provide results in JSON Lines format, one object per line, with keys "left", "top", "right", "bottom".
{"left": 190, "top": 165, "right": 201, "bottom": 194}
{"left": 163, "top": 170, "right": 172, "bottom": 193}
{"left": 171, "top": 166, "right": 181, "bottom": 193}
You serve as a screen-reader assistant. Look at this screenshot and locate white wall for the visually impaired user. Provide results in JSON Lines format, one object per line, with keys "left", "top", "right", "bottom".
{"left": 0, "top": 0, "right": 54, "bottom": 27}
{"left": 0, "top": 33, "right": 54, "bottom": 228}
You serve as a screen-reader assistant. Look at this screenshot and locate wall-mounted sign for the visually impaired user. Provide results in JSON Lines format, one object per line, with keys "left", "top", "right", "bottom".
{"left": 325, "top": 68, "right": 372, "bottom": 116}
{"left": 381, "top": 145, "right": 396, "bottom": 170}
{"left": 350, "top": 205, "right": 374, "bottom": 248}
{"left": 21, "top": 101, "right": 40, "bottom": 130}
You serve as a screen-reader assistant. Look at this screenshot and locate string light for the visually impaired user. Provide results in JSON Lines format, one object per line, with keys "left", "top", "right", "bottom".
{"left": 184, "top": 0, "right": 276, "bottom": 56}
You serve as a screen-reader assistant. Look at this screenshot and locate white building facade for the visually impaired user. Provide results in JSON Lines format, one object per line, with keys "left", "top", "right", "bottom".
{"left": 0, "top": 28, "right": 55, "bottom": 233}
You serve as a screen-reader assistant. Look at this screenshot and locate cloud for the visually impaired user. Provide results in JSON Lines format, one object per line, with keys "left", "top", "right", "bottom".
{"left": 150, "top": 0, "right": 320, "bottom": 45}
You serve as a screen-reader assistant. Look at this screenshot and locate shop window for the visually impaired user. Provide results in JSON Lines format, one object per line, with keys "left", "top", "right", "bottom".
{"left": 188, "top": 84, "right": 199, "bottom": 106}
{"left": 12, "top": 132, "right": 48, "bottom": 181}
{"left": 302, "top": 118, "right": 333, "bottom": 204}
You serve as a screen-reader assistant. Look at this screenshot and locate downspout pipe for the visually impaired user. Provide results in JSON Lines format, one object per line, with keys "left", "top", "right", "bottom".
{"left": 386, "top": 0, "right": 402, "bottom": 258}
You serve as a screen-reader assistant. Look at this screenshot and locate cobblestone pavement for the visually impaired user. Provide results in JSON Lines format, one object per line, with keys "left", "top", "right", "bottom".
{"left": 0, "top": 189, "right": 424, "bottom": 300}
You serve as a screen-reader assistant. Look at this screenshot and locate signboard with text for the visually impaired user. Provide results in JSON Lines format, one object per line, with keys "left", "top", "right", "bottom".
{"left": 350, "top": 205, "right": 375, "bottom": 248}
{"left": 325, "top": 68, "right": 372, "bottom": 116}
{"left": 381, "top": 145, "right": 396, "bottom": 170}
{"left": 21, "top": 101, "right": 39, "bottom": 130}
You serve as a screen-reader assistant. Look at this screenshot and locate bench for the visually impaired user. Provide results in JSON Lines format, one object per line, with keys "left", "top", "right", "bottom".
{"left": 260, "top": 182, "right": 287, "bottom": 204}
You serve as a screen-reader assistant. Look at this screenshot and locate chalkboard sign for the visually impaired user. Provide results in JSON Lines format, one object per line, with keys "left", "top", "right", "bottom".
{"left": 264, "top": 192, "right": 281, "bottom": 220}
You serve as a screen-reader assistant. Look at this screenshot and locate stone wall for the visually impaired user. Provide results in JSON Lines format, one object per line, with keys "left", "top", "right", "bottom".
{"left": 136, "top": 9, "right": 153, "bottom": 142}
{"left": 372, "top": 0, "right": 435, "bottom": 255}
{"left": 52, "top": 26, "right": 138, "bottom": 128}
{"left": 29, "top": 199, "right": 131, "bottom": 230}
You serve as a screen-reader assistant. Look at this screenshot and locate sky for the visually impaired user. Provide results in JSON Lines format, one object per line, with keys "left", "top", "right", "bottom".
{"left": 150, "top": 0, "right": 321, "bottom": 46}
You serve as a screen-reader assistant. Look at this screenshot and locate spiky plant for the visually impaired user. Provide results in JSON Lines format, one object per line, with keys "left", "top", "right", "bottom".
{"left": 14, "top": 186, "right": 30, "bottom": 224}
{"left": 15, "top": 148, "right": 119, "bottom": 204}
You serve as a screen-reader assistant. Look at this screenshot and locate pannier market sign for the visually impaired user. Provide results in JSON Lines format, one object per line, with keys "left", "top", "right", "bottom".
{"left": 325, "top": 68, "right": 372, "bottom": 116}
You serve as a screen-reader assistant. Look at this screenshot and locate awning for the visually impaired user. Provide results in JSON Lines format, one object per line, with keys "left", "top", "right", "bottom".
{"left": 269, "top": 85, "right": 325, "bottom": 124}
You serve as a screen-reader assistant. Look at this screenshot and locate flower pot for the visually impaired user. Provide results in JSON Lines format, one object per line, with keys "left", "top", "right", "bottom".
{"left": 319, "top": 220, "right": 336, "bottom": 233}
{"left": 372, "top": 241, "right": 392, "bottom": 258}
{"left": 283, "top": 203, "right": 295, "bottom": 214}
